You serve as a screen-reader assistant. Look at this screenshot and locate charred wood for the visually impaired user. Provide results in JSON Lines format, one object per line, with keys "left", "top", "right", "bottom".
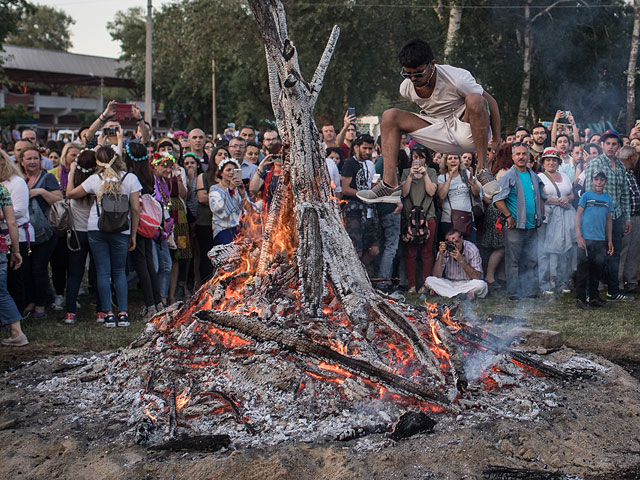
{"left": 195, "top": 310, "right": 451, "bottom": 408}
{"left": 148, "top": 434, "right": 231, "bottom": 452}
{"left": 388, "top": 412, "right": 437, "bottom": 440}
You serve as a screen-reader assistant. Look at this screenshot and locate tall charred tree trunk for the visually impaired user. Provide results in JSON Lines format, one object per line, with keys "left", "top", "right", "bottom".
{"left": 246, "top": 0, "right": 445, "bottom": 377}
{"left": 443, "top": 0, "right": 465, "bottom": 63}
{"left": 627, "top": 0, "right": 640, "bottom": 133}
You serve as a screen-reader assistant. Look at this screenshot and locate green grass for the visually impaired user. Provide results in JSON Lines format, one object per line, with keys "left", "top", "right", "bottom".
{"left": 5, "top": 285, "right": 640, "bottom": 365}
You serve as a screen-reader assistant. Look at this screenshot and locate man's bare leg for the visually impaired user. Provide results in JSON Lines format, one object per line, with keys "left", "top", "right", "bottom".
{"left": 463, "top": 93, "right": 489, "bottom": 172}
{"left": 357, "top": 109, "right": 430, "bottom": 204}
{"left": 463, "top": 93, "right": 500, "bottom": 196}
{"left": 380, "top": 108, "right": 431, "bottom": 187}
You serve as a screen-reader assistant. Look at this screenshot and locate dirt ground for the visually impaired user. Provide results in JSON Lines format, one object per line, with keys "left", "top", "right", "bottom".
{"left": 1, "top": 334, "right": 640, "bottom": 480}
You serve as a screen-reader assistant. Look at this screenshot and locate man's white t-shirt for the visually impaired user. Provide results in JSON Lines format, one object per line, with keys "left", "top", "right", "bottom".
{"left": 399, "top": 64, "right": 484, "bottom": 121}
{"left": 325, "top": 158, "right": 342, "bottom": 193}
{"left": 81, "top": 172, "right": 142, "bottom": 235}
{"left": 437, "top": 173, "right": 472, "bottom": 223}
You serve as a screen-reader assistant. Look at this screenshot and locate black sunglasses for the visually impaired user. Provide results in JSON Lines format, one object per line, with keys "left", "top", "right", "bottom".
{"left": 400, "top": 66, "right": 429, "bottom": 79}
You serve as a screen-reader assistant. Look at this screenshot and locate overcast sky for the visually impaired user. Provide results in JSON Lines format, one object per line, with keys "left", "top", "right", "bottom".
{"left": 33, "top": 0, "right": 172, "bottom": 58}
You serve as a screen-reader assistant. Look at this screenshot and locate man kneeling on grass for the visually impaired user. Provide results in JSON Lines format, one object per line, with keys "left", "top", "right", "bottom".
{"left": 424, "top": 229, "right": 488, "bottom": 300}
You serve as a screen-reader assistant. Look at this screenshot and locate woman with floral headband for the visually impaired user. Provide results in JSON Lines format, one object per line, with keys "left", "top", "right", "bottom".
{"left": 125, "top": 142, "right": 164, "bottom": 319}
{"left": 67, "top": 146, "right": 141, "bottom": 328}
{"left": 152, "top": 152, "right": 176, "bottom": 305}
{"left": 63, "top": 149, "right": 98, "bottom": 324}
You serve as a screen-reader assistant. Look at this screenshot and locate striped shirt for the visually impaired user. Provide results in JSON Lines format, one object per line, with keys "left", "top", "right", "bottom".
{"left": 626, "top": 169, "right": 640, "bottom": 216}
{"left": 442, "top": 240, "right": 483, "bottom": 281}
{"left": 583, "top": 154, "right": 630, "bottom": 221}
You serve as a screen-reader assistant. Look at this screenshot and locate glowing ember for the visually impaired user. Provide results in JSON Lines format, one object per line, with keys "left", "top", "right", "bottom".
{"left": 176, "top": 391, "right": 190, "bottom": 410}
{"left": 144, "top": 403, "right": 158, "bottom": 422}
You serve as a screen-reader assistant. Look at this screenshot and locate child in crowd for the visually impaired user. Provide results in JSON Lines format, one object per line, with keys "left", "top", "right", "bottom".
{"left": 574, "top": 170, "right": 614, "bottom": 310}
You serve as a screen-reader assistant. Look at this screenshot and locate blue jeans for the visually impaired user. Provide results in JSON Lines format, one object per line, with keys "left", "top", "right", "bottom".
{"left": 605, "top": 216, "right": 625, "bottom": 295}
{"left": 377, "top": 212, "right": 400, "bottom": 281}
{"left": 0, "top": 255, "right": 21, "bottom": 326}
{"left": 503, "top": 227, "right": 539, "bottom": 298}
{"left": 154, "top": 240, "right": 172, "bottom": 299}
{"left": 88, "top": 231, "right": 129, "bottom": 313}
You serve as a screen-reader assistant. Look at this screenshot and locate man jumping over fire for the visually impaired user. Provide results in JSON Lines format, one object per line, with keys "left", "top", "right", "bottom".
{"left": 358, "top": 39, "right": 502, "bottom": 204}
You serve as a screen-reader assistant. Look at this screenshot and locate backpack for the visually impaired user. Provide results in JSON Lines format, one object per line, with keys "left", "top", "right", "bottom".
{"left": 137, "top": 193, "right": 163, "bottom": 238}
{"left": 29, "top": 173, "right": 54, "bottom": 245}
{"left": 48, "top": 199, "right": 71, "bottom": 235}
{"left": 96, "top": 173, "right": 130, "bottom": 233}
{"left": 401, "top": 205, "right": 429, "bottom": 245}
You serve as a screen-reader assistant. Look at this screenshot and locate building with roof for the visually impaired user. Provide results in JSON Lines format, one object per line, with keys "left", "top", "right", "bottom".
{"left": 0, "top": 44, "right": 164, "bottom": 134}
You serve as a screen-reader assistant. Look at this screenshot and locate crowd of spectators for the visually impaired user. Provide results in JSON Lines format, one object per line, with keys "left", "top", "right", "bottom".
{"left": 1, "top": 101, "right": 639, "bottom": 346}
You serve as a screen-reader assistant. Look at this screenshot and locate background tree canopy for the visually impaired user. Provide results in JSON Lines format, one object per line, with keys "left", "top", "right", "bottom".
{"left": 107, "top": 0, "right": 635, "bottom": 134}
{"left": 6, "top": 4, "right": 75, "bottom": 51}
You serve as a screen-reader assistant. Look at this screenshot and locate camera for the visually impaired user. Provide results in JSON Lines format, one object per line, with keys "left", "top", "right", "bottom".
{"left": 103, "top": 127, "right": 117, "bottom": 137}
{"left": 446, "top": 241, "right": 456, "bottom": 252}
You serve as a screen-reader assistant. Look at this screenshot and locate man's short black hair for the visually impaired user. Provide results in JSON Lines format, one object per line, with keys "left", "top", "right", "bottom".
{"left": 239, "top": 125, "right": 254, "bottom": 133}
{"left": 585, "top": 142, "right": 602, "bottom": 155}
{"left": 515, "top": 126, "right": 529, "bottom": 134}
{"left": 531, "top": 123, "right": 547, "bottom": 133}
{"left": 398, "top": 39, "right": 434, "bottom": 68}
{"left": 353, "top": 133, "right": 374, "bottom": 146}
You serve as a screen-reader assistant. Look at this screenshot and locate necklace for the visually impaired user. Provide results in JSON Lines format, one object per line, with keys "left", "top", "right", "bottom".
{"left": 426, "top": 65, "right": 436, "bottom": 87}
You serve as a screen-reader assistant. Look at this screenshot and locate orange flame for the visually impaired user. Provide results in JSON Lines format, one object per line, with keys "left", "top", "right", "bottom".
{"left": 144, "top": 403, "right": 158, "bottom": 422}
{"left": 176, "top": 391, "right": 190, "bottom": 410}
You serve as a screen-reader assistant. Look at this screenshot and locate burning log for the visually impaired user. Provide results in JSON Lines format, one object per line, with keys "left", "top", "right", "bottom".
{"left": 195, "top": 310, "right": 451, "bottom": 408}
{"left": 388, "top": 411, "right": 437, "bottom": 440}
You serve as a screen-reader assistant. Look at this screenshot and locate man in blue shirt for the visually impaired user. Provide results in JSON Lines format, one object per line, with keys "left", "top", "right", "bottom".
{"left": 493, "top": 143, "right": 547, "bottom": 300}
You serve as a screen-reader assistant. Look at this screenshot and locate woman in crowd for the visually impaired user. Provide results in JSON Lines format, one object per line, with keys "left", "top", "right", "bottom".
{"left": 166, "top": 152, "right": 190, "bottom": 304}
{"left": 400, "top": 144, "right": 438, "bottom": 294}
{"left": 67, "top": 146, "right": 141, "bottom": 327}
{"left": 0, "top": 183, "right": 27, "bottom": 346}
{"left": 125, "top": 142, "right": 163, "bottom": 319}
{"left": 152, "top": 152, "right": 175, "bottom": 305}
{"left": 183, "top": 152, "right": 203, "bottom": 288}
{"left": 537, "top": 147, "right": 576, "bottom": 295}
{"left": 49, "top": 141, "right": 82, "bottom": 310}
{"left": 244, "top": 141, "right": 260, "bottom": 165}
{"left": 0, "top": 150, "right": 32, "bottom": 313}
{"left": 209, "top": 158, "right": 252, "bottom": 246}
{"left": 195, "top": 145, "right": 228, "bottom": 284}
{"left": 20, "top": 146, "right": 62, "bottom": 318}
{"left": 63, "top": 149, "right": 97, "bottom": 323}
{"left": 47, "top": 150, "right": 61, "bottom": 169}
{"left": 554, "top": 134, "right": 576, "bottom": 181}
{"left": 437, "top": 153, "right": 480, "bottom": 242}
{"left": 480, "top": 143, "right": 513, "bottom": 288}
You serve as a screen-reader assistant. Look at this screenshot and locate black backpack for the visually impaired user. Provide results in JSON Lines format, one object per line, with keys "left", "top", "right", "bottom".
{"left": 401, "top": 205, "right": 429, "bottom": 245}
{"left": 96, "top": 173, "right": 130, "bottom": 233}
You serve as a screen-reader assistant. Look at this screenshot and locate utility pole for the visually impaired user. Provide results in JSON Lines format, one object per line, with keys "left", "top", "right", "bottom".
{"left": 144, "top": 0, "right": 153, "bottom": 125}
{"left": 212, "top": 58, "right": 217, "bottom": 139}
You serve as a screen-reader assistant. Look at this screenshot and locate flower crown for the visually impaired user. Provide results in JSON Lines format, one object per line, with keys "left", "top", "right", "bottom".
{"left": 125, "top": 142, "right": 149, "bottom": 162}
{"left": 151, "top": 152, "right": 176, "bottom": 166}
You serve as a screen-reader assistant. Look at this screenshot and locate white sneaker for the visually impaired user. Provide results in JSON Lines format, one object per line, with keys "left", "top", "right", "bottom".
{"left": 52, "top": 295, "right": 65, "bottom": 311}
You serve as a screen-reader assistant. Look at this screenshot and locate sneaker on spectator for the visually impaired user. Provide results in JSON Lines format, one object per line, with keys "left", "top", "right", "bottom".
{"left": 117, "top": 312, "right": 130, "bottom": 327}
{"left": 356, "top": 181, "right": 401, "bottom": 204}
{"left": 542, "top": 290, "right": 554, "bottom": 296}
{"left": 52, "top": 295, "right": 64, "bottom": 311}
{"left": 589, "top": 298, "right": 608, "bottom": 308}
{"left": 141, "top": 305, "right": 157, "bottom": 321}
{"left": 104, "top": 314, "right": 117, "bottom": 328}
{"left": 64, "top": 313, "right": 77, "bottom": 324}
{"left": 605, "top": 292, "right": 633, "bottom": 301}
{"left": 1, "top": 333, "right": 29, "bottom": 347}
{"left": 96, "top": 312, "right": 106, "bottom": 324}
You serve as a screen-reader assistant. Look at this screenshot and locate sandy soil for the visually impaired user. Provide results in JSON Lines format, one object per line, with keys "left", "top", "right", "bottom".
{"left": 1, "top": 341, "right": 640, "bottom": 480}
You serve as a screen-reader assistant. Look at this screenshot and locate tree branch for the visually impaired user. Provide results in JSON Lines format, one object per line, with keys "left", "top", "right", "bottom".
{"left": 310, "top": 25, "right": 340, "bottom": 105}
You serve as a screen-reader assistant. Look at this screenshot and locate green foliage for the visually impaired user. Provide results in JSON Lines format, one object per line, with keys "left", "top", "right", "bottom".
{"left": 6, "top": 4, "right": 75, "bottom": 51}
{"left": 108, "top": 0, "right": 640, "bottom": 134}
{"left": 0, "top": 104, "right": 33, "bottom": 125}
{"left": 0, "top": 0, "right": 30, "bottom": 48}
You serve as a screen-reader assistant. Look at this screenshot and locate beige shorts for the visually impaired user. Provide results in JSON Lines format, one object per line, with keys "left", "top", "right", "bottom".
{"left": 409, "top": 113, "right": 476, "bottom": 155}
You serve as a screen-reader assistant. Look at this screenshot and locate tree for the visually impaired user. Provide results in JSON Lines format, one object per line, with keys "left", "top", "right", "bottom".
{"left": 627, "top": 0, "right": 640, "bottom": 133}
{"left": 6, "top": 4, "right": 75, "bottom": 51}
{"left": 0, "top": 0, "right": 29, "bottom": 53}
